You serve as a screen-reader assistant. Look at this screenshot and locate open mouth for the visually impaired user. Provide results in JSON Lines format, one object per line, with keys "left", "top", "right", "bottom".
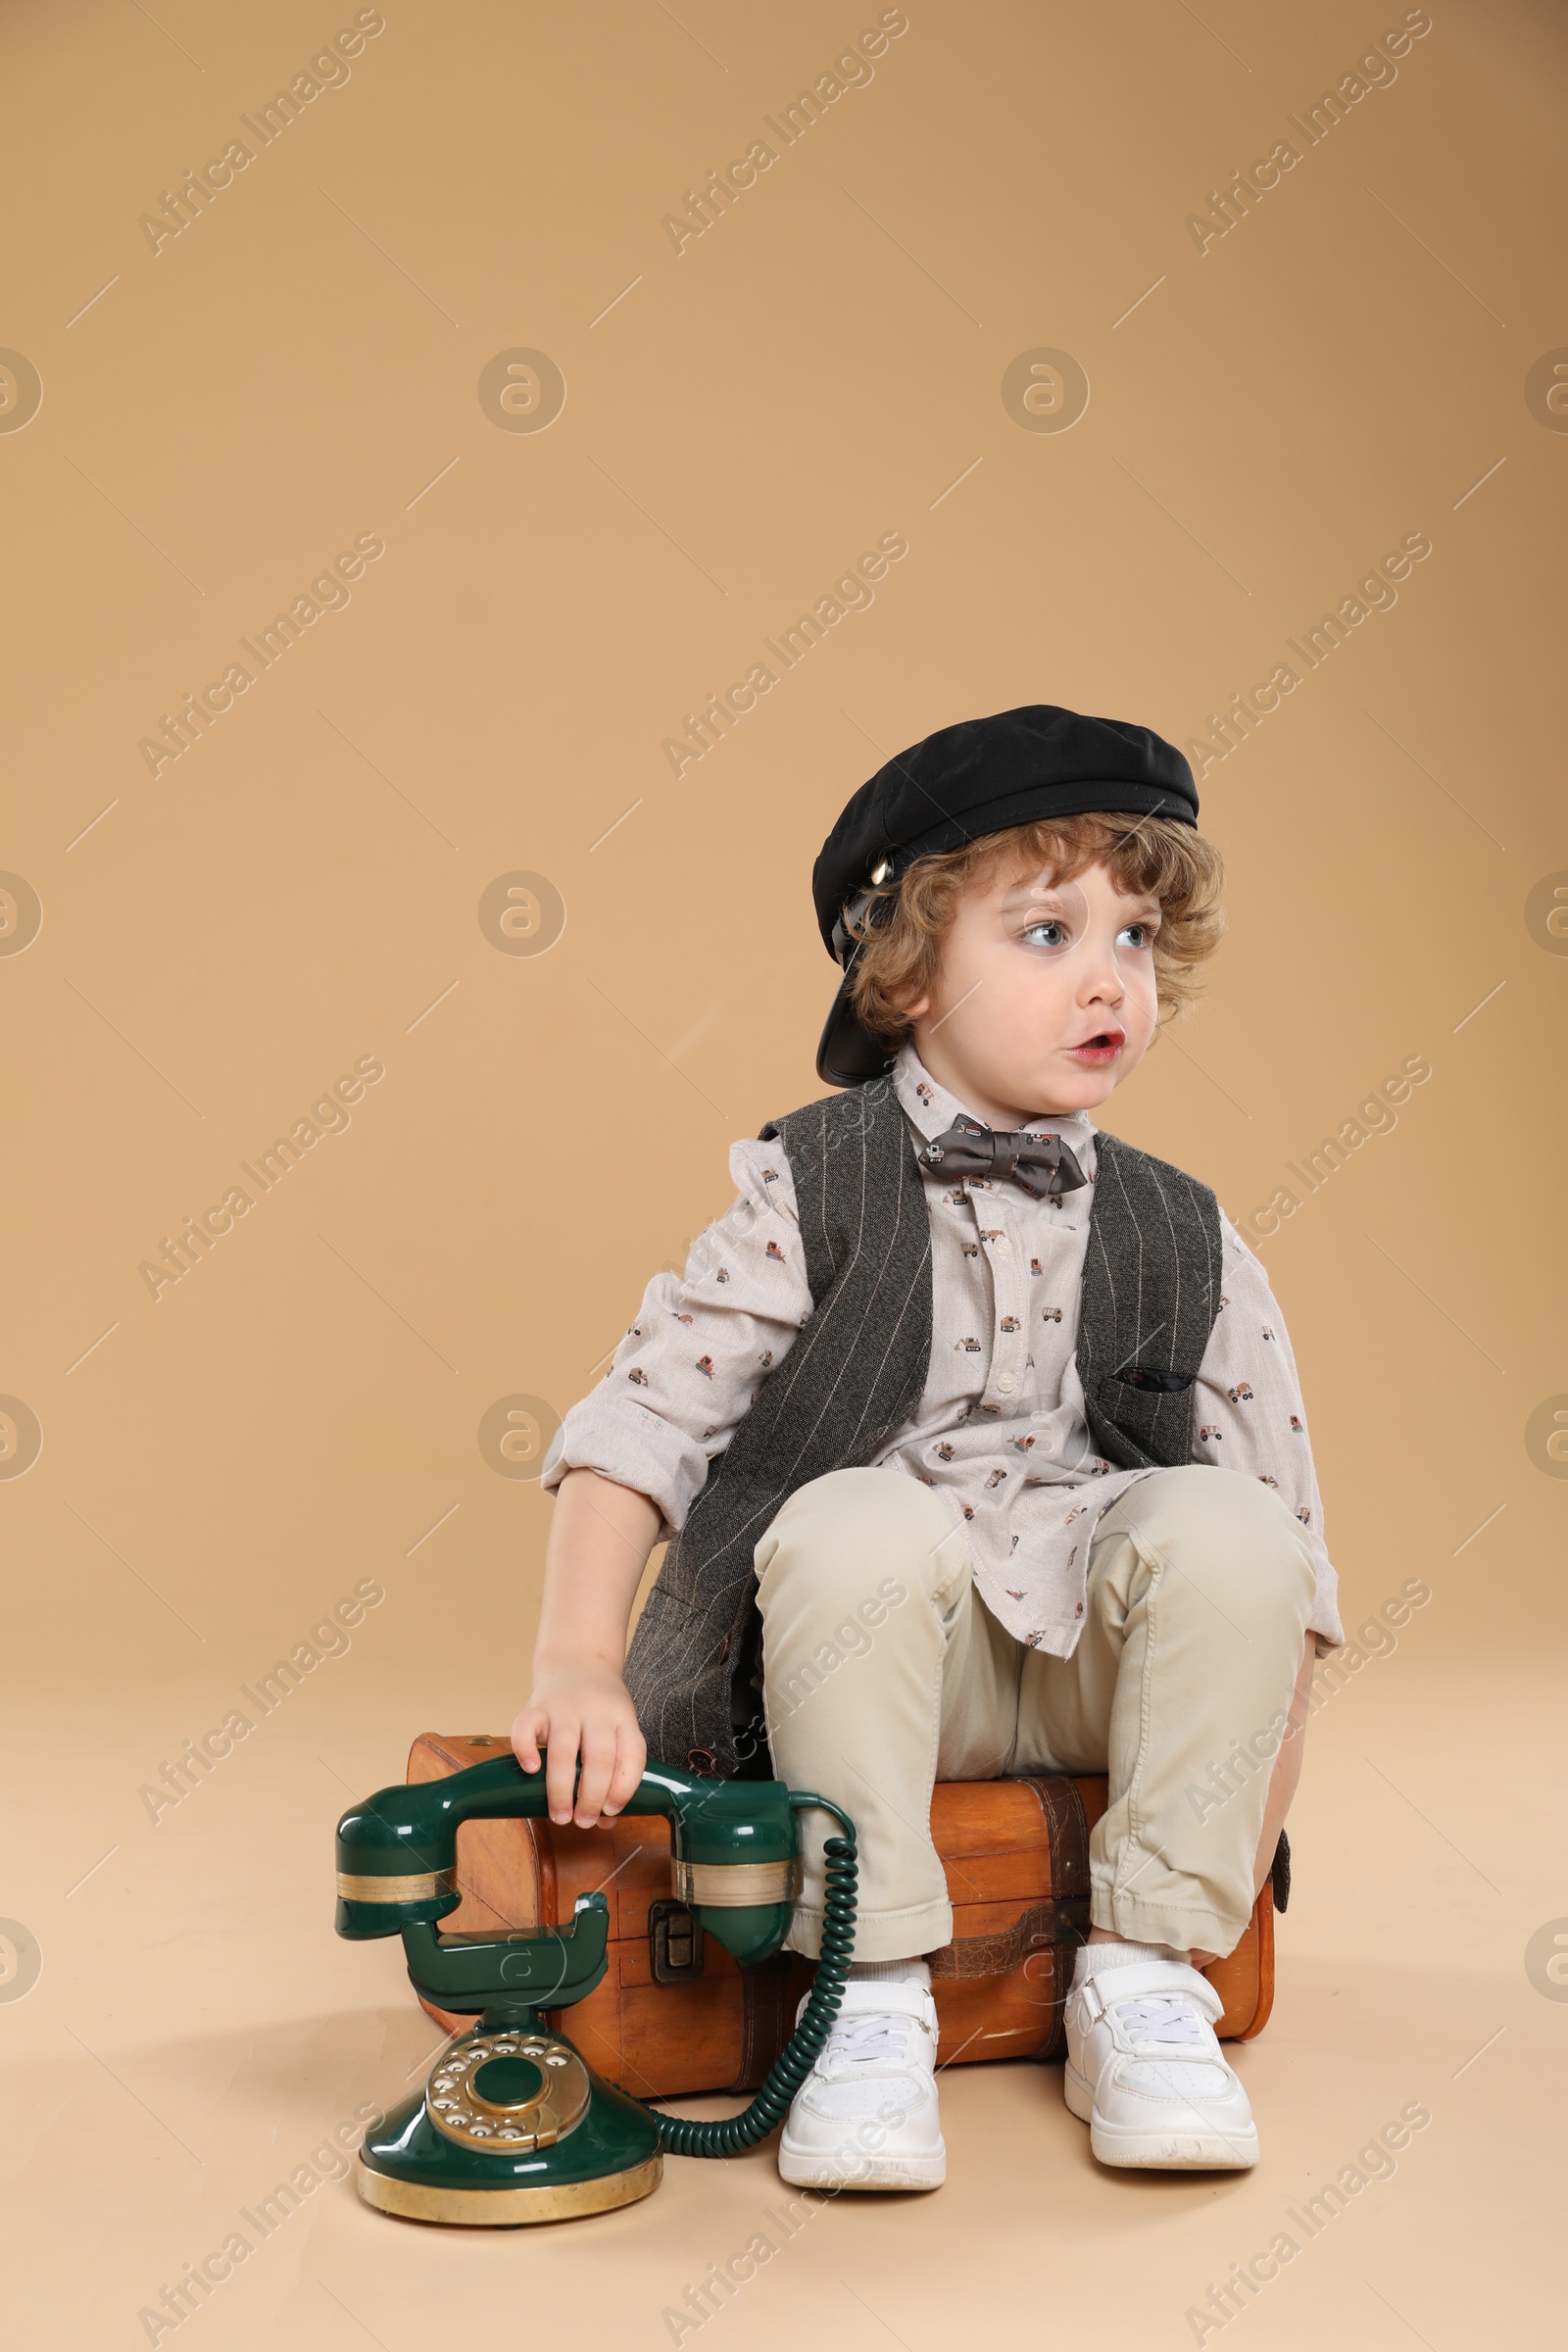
{"left": 1065, "top": 1029, "right": 1125, "bottom": 1064}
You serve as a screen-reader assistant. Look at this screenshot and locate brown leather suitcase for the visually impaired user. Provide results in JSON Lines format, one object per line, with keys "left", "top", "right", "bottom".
{"left": 406, "top": 1732, "right": 1275, "bottom": 2095}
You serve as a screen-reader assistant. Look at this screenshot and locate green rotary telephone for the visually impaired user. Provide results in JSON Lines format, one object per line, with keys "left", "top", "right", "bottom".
{"left": 335, "top": 1750, "right": 858, "bottom": 2225}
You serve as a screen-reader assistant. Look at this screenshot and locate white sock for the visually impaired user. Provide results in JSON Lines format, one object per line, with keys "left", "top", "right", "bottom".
{"left": 847, "top": 1957, "right": 932, "bottom": 1988}
{"left": 1071, "top": 1937, "right": 1187, "bottom": 1986}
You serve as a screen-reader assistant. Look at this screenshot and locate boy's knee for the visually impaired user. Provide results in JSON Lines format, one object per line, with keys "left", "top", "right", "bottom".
{"left": 755, "top": 1468, "right": 965, "bottom": 1615}
{"left": 1136, "top": 1466, "right": 1314, "bottom": 1632}
{"left": 758, "top": 1472, "right": 960, "bottom": 1730}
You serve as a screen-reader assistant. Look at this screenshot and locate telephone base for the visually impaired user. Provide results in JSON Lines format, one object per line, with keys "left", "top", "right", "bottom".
{"left": 357, "top": 2148, "right": 662, "bottom": 2227}
{"left": 357, "top": 2020, "right": 663, "bottom": 2227}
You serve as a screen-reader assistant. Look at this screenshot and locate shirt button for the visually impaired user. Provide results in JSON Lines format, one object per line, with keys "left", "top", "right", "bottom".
{"left": 992, "top": 1236, "right": 1011, "bottom": 1256}
{"left": 996, "top": 1373, "right": 1017, "bottom": 1396}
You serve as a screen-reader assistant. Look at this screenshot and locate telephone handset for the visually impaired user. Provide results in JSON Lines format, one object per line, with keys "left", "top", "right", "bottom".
{"left": 335, "top": 1749, "right": 858, "bottom": 2225}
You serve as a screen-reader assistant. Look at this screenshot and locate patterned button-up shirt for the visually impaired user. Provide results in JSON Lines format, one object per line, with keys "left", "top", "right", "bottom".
{"left": 544, "top": 1045, "right": 1342, "bottom": 1655}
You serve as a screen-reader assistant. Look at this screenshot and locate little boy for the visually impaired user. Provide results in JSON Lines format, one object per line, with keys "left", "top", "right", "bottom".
{"left": 516, "top": 705, "right": 1341, "bottom": 2190}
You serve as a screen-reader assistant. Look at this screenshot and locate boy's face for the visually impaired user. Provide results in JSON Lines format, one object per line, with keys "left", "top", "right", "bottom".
{"left": 904, "top": 856, "right": 1162, "bottom": 1124}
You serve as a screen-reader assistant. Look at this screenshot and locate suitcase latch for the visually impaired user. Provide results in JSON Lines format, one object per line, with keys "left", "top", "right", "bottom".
{"left": 649, "top": 1898, "right": 705, "bottom": 1984}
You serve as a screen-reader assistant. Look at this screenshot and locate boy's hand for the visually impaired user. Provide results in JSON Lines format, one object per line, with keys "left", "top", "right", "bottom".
{"left": 516, "top": 1467, "right": 662, "bottom": 1828}
{"left": 512, "top": 1663, "right": 648, "bottom": 1829}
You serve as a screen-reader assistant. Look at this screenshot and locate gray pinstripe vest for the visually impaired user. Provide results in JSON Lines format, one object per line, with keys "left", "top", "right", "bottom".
{"left": 622, "top": 1075, "right": 1222, "bottom": 1777}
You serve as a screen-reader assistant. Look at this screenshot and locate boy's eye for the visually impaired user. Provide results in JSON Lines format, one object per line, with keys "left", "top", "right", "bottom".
{"left": 1117, "top": 922, "right": 1156, "bottom": 950}
{"left": 1019, "top": 918, "right": 1071, "bottom": 950}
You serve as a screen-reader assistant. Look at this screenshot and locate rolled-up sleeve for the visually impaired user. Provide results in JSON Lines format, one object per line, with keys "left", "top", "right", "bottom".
{"left": 1191, "top": 1212, "right": 1344, "bottom": 1650}
{"left": 541, "top": 1140, "right": 810, "bottom": 1539}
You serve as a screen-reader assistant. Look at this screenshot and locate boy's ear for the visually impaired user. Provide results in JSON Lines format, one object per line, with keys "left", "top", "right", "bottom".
{"left": 903, "top": 992, "right": 931, "bottom": 1020}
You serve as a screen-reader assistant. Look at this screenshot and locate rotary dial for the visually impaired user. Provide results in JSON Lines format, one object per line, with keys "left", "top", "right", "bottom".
{"left": 423, "top": 2029, "right": 590, "bottom": 2151}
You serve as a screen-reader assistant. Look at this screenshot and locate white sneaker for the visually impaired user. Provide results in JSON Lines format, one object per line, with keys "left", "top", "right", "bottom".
{"left": 1063, "top": 1958, "right": 1259, "bottom": 2170}
{"left": 777, "top": 1979, "right": 946, "bottom": 2190}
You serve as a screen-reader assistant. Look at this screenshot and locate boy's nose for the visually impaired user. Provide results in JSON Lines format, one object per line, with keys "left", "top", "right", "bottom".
{"left": 1077, "top": 960, "right": 1124, "bottom": 1004}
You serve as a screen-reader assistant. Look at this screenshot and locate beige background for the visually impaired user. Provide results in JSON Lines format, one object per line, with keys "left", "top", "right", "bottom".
{"left": 2, "top": 0, "right": 1563, "bottom": 2343}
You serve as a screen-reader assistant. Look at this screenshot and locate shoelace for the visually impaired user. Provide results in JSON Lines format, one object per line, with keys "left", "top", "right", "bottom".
{"left": 1108, "top": 1994, "right": 1207, "bottom": 2050}
{"left": 822, "top": 2012, "right": 915, "bottom": 2068}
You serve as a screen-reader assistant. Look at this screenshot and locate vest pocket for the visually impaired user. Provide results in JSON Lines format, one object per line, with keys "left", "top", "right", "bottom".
{"left": 1085, "top": 1374, "right": 1193, "bottom": 1473}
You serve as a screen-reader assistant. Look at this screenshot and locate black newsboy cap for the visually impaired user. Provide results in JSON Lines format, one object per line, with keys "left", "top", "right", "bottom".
{"left": 813, "top": 703, "right": 1199, "bottom": 1086}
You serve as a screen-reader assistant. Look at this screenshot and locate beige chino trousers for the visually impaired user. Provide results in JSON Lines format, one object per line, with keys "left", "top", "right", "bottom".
{"left": 755, "top": 1464, "right": 1315, "bottom": 1962}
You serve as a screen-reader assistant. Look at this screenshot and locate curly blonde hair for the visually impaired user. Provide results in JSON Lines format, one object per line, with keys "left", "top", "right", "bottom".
{"left": 847, "top": 813, "right": 1225, "bottom": 1052}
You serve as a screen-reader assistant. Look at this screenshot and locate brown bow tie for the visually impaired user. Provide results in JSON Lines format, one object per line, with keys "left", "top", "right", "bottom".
{"left": 918, "top": 1115, "right": 1088, "bottom": 1200}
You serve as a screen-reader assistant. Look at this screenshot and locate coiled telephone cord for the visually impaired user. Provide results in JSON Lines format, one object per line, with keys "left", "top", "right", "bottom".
{"left": 647, "top": 1797, "right": 857, "bottom": 2157}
